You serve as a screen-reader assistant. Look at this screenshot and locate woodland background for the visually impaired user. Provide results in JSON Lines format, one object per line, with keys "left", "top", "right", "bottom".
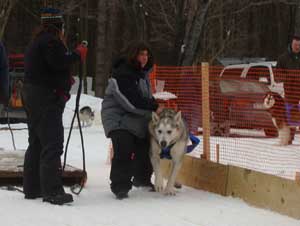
{"left": 0, "top": 0, "right": 299, "bottom": 97}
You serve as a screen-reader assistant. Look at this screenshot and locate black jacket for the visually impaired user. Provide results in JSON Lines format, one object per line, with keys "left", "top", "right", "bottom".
{"left": 101, "top": 58, "right": 158, "bottom": 138}
{"left": 25, "top": 32, "right": 80, "bottom": 92}
{"left": 277, "top": 45, "right": 300, "bottom": 104}
{"left": 111, "top": 58, "right": 158, "bottom": 111}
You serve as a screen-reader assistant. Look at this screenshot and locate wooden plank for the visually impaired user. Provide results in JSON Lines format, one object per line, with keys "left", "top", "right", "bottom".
{"left": 162, "top": 155, "right": 300, "bottom": 219}
{"left": 0, "top": 151, "right": 24, "bottom": 173}
{"left": 0, "top": 151, "right": 86, "bottom": 186}
{"left": 295, "top": 172, "right": 300, "bottom": 184}
{"left": 227, "top": 165, "right": 300, "bottom": 219}
{"left": 161, "top": 155, "right": 228, "bottom": 195}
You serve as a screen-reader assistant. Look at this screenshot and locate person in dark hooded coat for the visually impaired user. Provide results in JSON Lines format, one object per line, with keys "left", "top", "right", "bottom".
{"left": 22, "top": 8, "right": 87, "bottom": 205}
{"left": 101, "top": 42, "right": 161, "bottom": 199}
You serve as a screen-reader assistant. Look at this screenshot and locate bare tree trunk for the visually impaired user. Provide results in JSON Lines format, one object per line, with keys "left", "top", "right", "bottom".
{"left": 180, "top": 0, "right": 212, "bottom": 66}
{"left": 294, "top": 2, "right": 300, "bottom": 35}
{"left": 120, "top": 0, "right": 147, "bottom": 41}
{"left": 94, "top": 0, "right": 117, "bottom": 97}
{"left": 0, "top": 0, "right": 17, "bottom": 40}
{"left": 95, "top": 0, "right": 107, "bottom": 97}
{"left": 172, "top": 0, "right": 188, "bottom": 65}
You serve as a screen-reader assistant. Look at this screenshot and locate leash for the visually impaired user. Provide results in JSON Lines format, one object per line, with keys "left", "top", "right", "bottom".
{"left": 0, "top": 108, "right": 22, "bottom": 193}
{"left": 6, "top": 107, "right": 17, "bottom": 151}
{"left": 63, "top": 41, "right": 88, "bottom": 195}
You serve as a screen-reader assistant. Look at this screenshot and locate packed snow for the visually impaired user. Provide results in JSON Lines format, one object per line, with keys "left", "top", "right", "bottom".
{"left": 0, "top": 93, "right": 299, "bottom": 226}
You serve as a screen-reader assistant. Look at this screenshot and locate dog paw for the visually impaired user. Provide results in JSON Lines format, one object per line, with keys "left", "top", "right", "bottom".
{"left": 154, "top": 178, "right": 164, "bottom": 193}
{"left": 164, "top": 187, "right": 176, "bottom": 196}
{"left": 155, "top": 184, "right": 164, "bottom": 193}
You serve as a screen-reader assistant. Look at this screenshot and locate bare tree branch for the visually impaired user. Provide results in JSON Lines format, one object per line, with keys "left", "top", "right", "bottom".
{"left": 0, "top": 0, "right": 18, "bottom": 40}
{"left": 157, "top": 0, "right": 175, "bottom": 32}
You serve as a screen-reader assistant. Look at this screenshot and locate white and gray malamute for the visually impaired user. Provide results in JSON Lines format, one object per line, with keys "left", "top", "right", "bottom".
{"left": 149, "top": 108, "right": 189, "bottom": 195}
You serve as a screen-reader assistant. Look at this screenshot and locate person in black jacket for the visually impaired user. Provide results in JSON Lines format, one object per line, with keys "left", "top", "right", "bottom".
{"left": 22, "top": 8, "right": 87, "bottom": 205}
{"left": 101, "top": 42, "right": 161, "bottom": 199}
{"left": 277, "top": 35, "right": 300, "bottom": 144}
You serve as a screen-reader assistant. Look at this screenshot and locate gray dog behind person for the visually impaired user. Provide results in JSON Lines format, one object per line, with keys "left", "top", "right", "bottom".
{"left": 79, "top": 106, "right": 95, "bottom": 127}
{"left": 149, "top": 108, "right": 188, "bottom": 195}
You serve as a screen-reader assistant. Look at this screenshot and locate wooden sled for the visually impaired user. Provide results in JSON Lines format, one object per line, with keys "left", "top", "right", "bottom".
{"left": 0, "top": 150, "right": 86, "bottom": 186}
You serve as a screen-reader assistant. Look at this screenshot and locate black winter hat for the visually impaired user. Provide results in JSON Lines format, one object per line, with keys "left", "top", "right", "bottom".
{"left": 41, "top": 8, "right": 64, "bottom": 30}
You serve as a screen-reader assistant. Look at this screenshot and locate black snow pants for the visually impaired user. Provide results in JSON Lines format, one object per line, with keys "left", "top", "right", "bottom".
{"left": 22, "top": 83, "right": 66, "bottom": 197}
{"left": 109, "top": 130, "right": 153, "bottom": 194}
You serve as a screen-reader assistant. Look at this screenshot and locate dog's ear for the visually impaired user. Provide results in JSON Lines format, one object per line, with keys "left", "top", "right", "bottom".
{"left": 174, "top": 111, "right": 182, "bottom": 123}
{"left": 152, "top": 112, "right": 159, "bottom": 124}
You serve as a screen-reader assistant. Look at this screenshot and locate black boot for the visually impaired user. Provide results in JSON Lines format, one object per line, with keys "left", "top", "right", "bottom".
{"left": 115, "top": 191, "right": 129, "bottom": 200}
{"left": 25, "top": 193, "right": 43, "bottom": 200}
{"left": 43, "top": 192, "right": 73, "bottom": 205}
{"left": 132, "top": 179, "right": 155, "bottom": 191}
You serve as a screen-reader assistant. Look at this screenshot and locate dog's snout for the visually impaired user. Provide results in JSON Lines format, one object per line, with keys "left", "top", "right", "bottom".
{"left": 160, "top": 141, "right": 167, "bottom": 148}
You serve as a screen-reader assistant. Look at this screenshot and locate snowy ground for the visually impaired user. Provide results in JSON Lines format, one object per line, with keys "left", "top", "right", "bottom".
{"left": 0, "top": 94, "right": 299, "bottom": 226}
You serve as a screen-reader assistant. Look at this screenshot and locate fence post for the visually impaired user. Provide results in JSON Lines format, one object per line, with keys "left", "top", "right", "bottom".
{"left": 201, "top": 62, "right": 210, "bottom": 160}
{"left": 216, "top": 144, "right": 219, "bottom": 163}
{"left": 296, "top": 172, "right": 300, "bottom": 184}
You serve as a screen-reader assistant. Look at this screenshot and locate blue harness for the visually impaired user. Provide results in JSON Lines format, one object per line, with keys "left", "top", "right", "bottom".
{"left": 160, "top": 133, "right": 200, "bottom": 159}
{"left": 285, "top": 103, "right": 300, "bottom": 126}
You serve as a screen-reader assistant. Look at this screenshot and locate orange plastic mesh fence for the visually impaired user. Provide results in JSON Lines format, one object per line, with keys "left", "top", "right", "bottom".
{"left": 150, "top": 65, "right": 300, "bottom": 180}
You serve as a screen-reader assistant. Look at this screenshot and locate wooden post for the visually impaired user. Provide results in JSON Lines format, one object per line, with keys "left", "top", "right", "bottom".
{"left": 296, "top": 172, "right": 300, "bottom": 184}
{"left": 216, "top": 144, "right": 220, "bottom": 163}
{"left": 201, "top": 62, "right": 210, "bottom": 160}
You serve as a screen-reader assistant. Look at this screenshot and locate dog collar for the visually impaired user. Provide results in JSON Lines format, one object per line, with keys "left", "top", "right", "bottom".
{"left": 159, "top": 134, "right": 200, "bottom": 159}
{"left": 160, "top": 143, "right": 176, "bottom": 159}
